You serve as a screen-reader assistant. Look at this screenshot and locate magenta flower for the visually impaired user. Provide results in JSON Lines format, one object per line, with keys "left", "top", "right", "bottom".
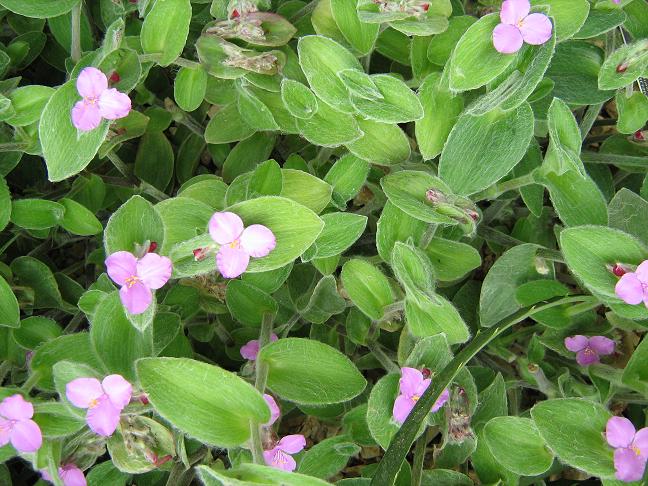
{"left": 264, "top": 394, "right": 280, "bottom": 426}
{"left": 564, "top": 335, "right": 615, "bottom": 366}
{"left": 105, "top": 251, "right": 172, "bottom": 315}
{"left": 263, "top": 434, "right": 306, "bottom": 472}
{"left": 606, "top": 416, "right": 648, "bottom": 482}
{"left": 615, "top": 261, "right": 648, "bottom": 307}
{"left": 492, "top": 0, "right": 552, "bottom": 54}
{"left": 71, "top": 67, "right": 131, "bottom": 131}
{"left": 208, "top": 212, "right": 276, "bottom": 279}
{"left": 0, "top": 394, "right": 42, "bottom": 453}
{"left": 65, "top": 375, "right": 132, "bottom": 437}
{"left": 42, "top": 464, "right": 86, "bottom": 486}
{"left": 240, "top": 333, "right": 279, "bottom": 360}
{"left": 392, "top": 367, "right": 449, "bottom": 424}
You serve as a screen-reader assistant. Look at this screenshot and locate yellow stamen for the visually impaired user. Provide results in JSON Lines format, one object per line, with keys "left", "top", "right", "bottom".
{"left": 125, "top": 275, "right": 140, "bottom": 288}
{"left": 229, "top": 239, "right": 240, "bottom": 249}
{"left": 88, "top": 398, "right": 99, "bottom": 409}
{"left": 633, "top": 446, "right": 642, "bottom": 456}
{"left": 412, "top": 395, "right": 420, "bottom": 402}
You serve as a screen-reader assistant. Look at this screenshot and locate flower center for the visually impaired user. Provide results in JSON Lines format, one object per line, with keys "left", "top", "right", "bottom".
{"left": 583, "top": 347, "right": 597, "bottom": 358}
{"left": 229, "top": 239, "right": 241, "bottom": 249}
{"left": 88, "top": 398, "right": 99, "bottom": 409}
{"left": 85, "top": 96, "right": 98, "bottom": 105}
{"left": 633, "top": 445, "right": 642, "bottom": 456}
{"left": 412, "top": 394, "right": 420, "bottom": 402}
{"left": 273, "top": 449, "right": 290, "bottom": 465}
{"left": 125, "top": 275, "right": 140, "bottom": 288}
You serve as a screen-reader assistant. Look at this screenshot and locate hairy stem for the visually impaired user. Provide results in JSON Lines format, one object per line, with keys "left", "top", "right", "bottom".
{"left": 472, "top": 172, "right": 537, "bottom": 201}
{"left": 250, "top": 312, "right": 274, "bottom": 465}
{"left": 71, "top": 2, "right": 82, "bottom": 62}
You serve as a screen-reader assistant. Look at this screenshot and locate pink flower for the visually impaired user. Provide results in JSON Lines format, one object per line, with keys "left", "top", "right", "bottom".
{"left": 263, "top": 434, "right": 306, "bottom": 472}
{"left": 564, "top": 335, "right": 615, "bottom": 366}
{"left": 65, "top": 375, "right": 132, "bottom": 437}
{"left": 392, "top": 367, "right": 449, "bottom": 424}
{"left": 240, "top": 334, "right": 278, "bottom": 360}
{"left": 208, "top": 212, "right": 276, "bottom": 279}
{"left": 42, "top": 464, "right": 86, "bottom": 486}
{"left": 264, "top": 394, "right": 280, "bottom": 426}
{"left": 0, "top": 394, "right": 42, "bottom": 453}
{"left": 492, "top": 0, "right": 552, "bottom": 54}
{"left": 71, "top": 67, "right": 131, "bottom": 131}
{"left": 606, "top": 416, "right": 648, "bottom": 482}
{"left": 615, "top": 261, "right": 648, "bottom": 307}
{"left": 105, "top": 251, "right": 172, "bottom": 315}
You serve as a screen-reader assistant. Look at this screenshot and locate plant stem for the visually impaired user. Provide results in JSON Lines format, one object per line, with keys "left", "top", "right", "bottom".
{"left": 368, "top": 342, "right": 399, "bottom": 374}
{"left": 71, "top": 2, "right": 82, "bottom": 62}
{"left": 472, "top": 172, "right": 537, "bottom": 201}
{"left": 0, "top": 142, "right": 28, "bottom": 152}
{"left": 0, "top": 361, "right": 12, "bottom": 385}
{"left": 250, "top": 312, "right": 275, "bottom": 465}
{"left": 411, "top": 431, "right": 428, "bottom": 486}
{"left": 21, "top": 371, "right": 41, "bottom": 393}
{"left": 370, "top": 295, "right": 592, "bottom": 485}
{"left": 579, "top": 102, "right": 604, "bottom": 142}
{"left": 106, "top": 150, "right": 133, "bottom": 179}
{"left": 418, "top": 224, "right": 436, "bottom": 249}
{"left": 173, "top": 57, "right": 201, "bottom": 69}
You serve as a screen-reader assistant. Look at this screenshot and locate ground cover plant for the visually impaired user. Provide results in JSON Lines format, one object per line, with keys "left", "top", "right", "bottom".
{"left": 0, "top": 0, "right": 647, "bottom": 484}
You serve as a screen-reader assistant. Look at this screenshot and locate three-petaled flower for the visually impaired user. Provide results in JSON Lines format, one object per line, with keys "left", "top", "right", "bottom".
{"left": 208, "top": 212, "right": 276, "bottom": 279}
{"left": 564, "top": 335, "right": 615, "bottom": 366}
{"left": 392, "top": 367, "right": 449, "bottom": 424}
{"left": 606, "top": 416, "right": 648, "bottom": 482}
{"left": 0, "top": 394, "right": 42, "bottom": 453}
{"left": 71, "top": 67, "right": 131, "bottom": 132}
{"left": 42, "top": 464, "right": 86, "bottom": 486}
{"left": 65, "top": 375, "right": 132, "bottom": 437}
{"left": 492, "top": 0, "right": 552, "bottom": 54}
{"left": 240, "top": 334, "right": 278, "bottom": 361}
{"left": 615, "top": 260, "right": 648, "bottom": 307}
{"left": 105, "top": 251, "right": 173, "bottom": 315}
{"left": 263, "top": 435, "right": 306, "bottom": 471}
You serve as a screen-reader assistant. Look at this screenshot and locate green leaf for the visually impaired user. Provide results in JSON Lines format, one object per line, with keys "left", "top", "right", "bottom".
{"left": 0, "top": 275, "right": 19, "bottom": 328}
{"left": 104, "top": 195, "right": 165, "bottom": 255}
{"left": 281, "top": 79, "right": 318, "bottom": 119}
{"left": 531, "top": 398, "right": 615, "bottom": 479}
{"left": 41, "top": 81, "right": 109, "bottom": 182}
{"left": 560, "top": 226, "right": 648, "bottom": 301}
{"left": 376, "top": 201, "right": 427, "bottom": 263}
{"left": 346, "top": 118, "right": 411, "bottom": 165}
{"left": 259, "top": 337, "right": 367, "bottom": 404}
{"left": 197, "top": 464, "right": 330, "bottom": 486}
{"left": 341, "top": 259, "right": 393, "bottom": 320}
{"left": 421, "top": 470, "right": 473, "bottom": 486}
{"left": 13, "top": 316, "right": 61, "bottom": 348}
{"left": 297, "top": 35, "right": 363, "bottom": 114}
{"left": 616, "top": 90, "right": 648, "bottom": 135}
{"left": 416, "top": 73, "right": 464, "bottom": 160}
{"left": 439, "top": 103, "right": 535, "bottom": 196}
{"left": 5, "top": 85, "right": 54, "bottom": 127}
{"left": 280, "top": 169, "right": 332, "bottom": 214}
{"left": 137, "top": 357, "right": 269, "bottom": 447}
{"left": 204, "top": 103, "right": 254, "bottom": 144}
{"left": 0, "top": 0, "right": 79, "bottom": 18}
{"left": 135, "top": 132, "right": 174, "bottom": 191}
{"left": 141, "top": 0, "right": 191, "bottom": 67}
{"left": 11, "top": 256, "right": 66, "bottom": 310}
{"left": 237, "top": 86, "right": 279, "bottom": 131}
{"left": 391, "top": 241, "right": 434, "bottom": 294}
{"left": 531, "top": 0, "right": 589, "bottom": 41}
{"left": 10, "top": 199, "right": 64, "bottom": 230}
{"left": 574, "top": 8, "right": 626, "bottom": 40}
{"left": 608, "top": 188, "right": 648, "bottom": 244}
{"left": 427, "top": 15, "right": 476, "bottom": 66}
{"left": 296, "top": 102, "right": 362, "bottom": 147}
{"left": 599, "top": 40, "right": 648, "bottom": 91}
{"left": 405, "top": 292, "right": 470, "bottom": 344}
{"left": 226, "top": 280, "right": 277, "bottom": 327}
{"left": 338, "top": 69, "right": 383, "bottom": 101}
{"left": 155, "top": 196, "right": 213, "bottom": 254}
{"left": 324, "top": 154, "right": 369, "bottom": 207}
{"left": 223, "top": 133, "right": 276, "bottom": 183}
{"left": 448, "top": 13, "right": 516, "bottom": 92}
{"left": 622, "top": 336, "right": 648, "bottom": 395}
{"left": 58, "top": 198, "right": 102, "bottom": 236}
{"left": 0, "top": 175, "right": 9, "bottom": 232}
{"left": 300, "top": 275, "right": 346, "bottom": 324}
{"left": 174, "top": 66, "right": 208, "bottom": 112}
{"left": 350, "top": 74, "right": 423, "bottom": 124}
{"left": 91, "top": 292, "right": 153, "bottom": 379}
{"left": 298, "top": 435, "right": 360, "bottom": 479}
{"left": 249, "top": 159, "right": 283, "bottom": 197}
{"left": 483, "top": 417, "right": 554, "bottom": 476}
{"left": 302, "top": 213, "right": 367, "bottom": 261}
{"left": 330, "top": 0, "right": 379, "bottom": 55}
{"left": 424, "top": 238, "right": 481, "bottom": 282}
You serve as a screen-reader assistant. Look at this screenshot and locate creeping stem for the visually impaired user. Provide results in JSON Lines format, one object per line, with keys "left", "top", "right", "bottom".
{"left": 249, "top": 312, "right": 275, "bottom": 465}
{"left": 370, "top": 295, "right": 594, "bottom": 485}
{"left": 71, "top": 2, "right": 82, "bottom": 63}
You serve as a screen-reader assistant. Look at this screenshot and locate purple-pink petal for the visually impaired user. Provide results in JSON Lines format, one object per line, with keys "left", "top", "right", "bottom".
{"left": 98, "top": 88, "right": 131, "bottom": 120}
{"left": 264, "top": 447, "right": 297, "bottom": 472}
{"left": 209, "top": 212, "right": 244, "bottom": 245}
{"left": 607, "top": 416, "right": 636, "bottom": 449}
{"left": 102, "top": 374, "right": 132, "bottom": 410}
{"left": 432, "top": 388, "right": 450, "bottom": 413}
{"left": 500, "top": 0, "right": 530, "bottom": 25}
{"left": 10, "top": 419, "right": 42, "bottom": 453}
{"left": 519, "top": 13, "right": 552, "bottom": 45}
{"left": 66, "top": 378, "right": 103, "bottom": 409}
{"left": 240, "top": 339, "right": 260, "bottom": 360}
{"left": 71, "top": 101, "right": 102, "bottom": 131}
{"left": 0, "top": 418, "right": 11, "bottom": 447}
{"left": 264, "top": 394, "right": 281, "bottom": 426}
{"left": 616, "top": 273, "right": 644, "bottom": 305}
{"left": 278, "top": 434, "right": 306, "bottom": 454}
{"left": 216, "top": 245, "right": 250, "bottom": 279}
{"left": 399, "top": 367, "right": 424, "bottom": 398}
{"left": 76, "top": 67, "right": 108, "bottom": 99}
{"left": 576, "top": 348, "right": 600, "bottom": 366}
{"left": 564, "top": 335, "right": 589, "bottom": 353}
{"left": 589, "top": 336, "right": 615, "bottom": 356}
{"left": 0, "top": 394, "right": 34, "bottom": 420}
{"left": 86, "top": 397, "right": 121, "bottom": 437}
{"left": 633, "top": 428, "right": 648, "bottom": 459}
{"left": 392, "top": 394, "right": 415, "bottom": 424}
{"left": 614, "top": 447, "right": 647, "bottom": 482}
{"left": 60, "top": 464, "right": 87, "bottom": 486}
{"left": 119, "top": 281, "right": 152, "bottom": 315}
{"left": 136, "top": 253, "right": 172, "bottom": 290}
{"left": 240, "top": 224, "right": 276, "bottom": 258}
{"left": 493, "top": 23, "right": 524, "bottom": 54}
{"left": 105, "top": 251, "right": 138, "bottom": 287}
{"left": 635, "top": 260, "right": 648, "bottom": 281}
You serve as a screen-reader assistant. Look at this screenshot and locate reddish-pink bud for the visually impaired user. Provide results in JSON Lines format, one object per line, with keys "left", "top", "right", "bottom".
{"left": 109, "top": 72, "right": 121, "bottom": 84}
{"left": 466, "top": 209, "right": 479, "bottom": 221}
{"left": 193, "top": 248, "right": 208, "bottom": 261}
{"left": 422, "top": 3, "right": 429, "bottom": 11}
{"left": 612, "top": 264, "right": 627, "bottom": 277}
{"left": 421, "top": 367, "right": 431, "bottom": 379}
{"left": 139, "top": 394, "right": 150, "bottom": 405}
{"left": 616, "top": 63, "right": 628, "bottom": 73}
{"left": 231, "top": 9, "right": 240, "bottom": 18}
{"left": 148, "top": 242, "right": 158, "bottom": 253}
{"left": 634, "top": 130, "right": 646, "bottom": 141}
